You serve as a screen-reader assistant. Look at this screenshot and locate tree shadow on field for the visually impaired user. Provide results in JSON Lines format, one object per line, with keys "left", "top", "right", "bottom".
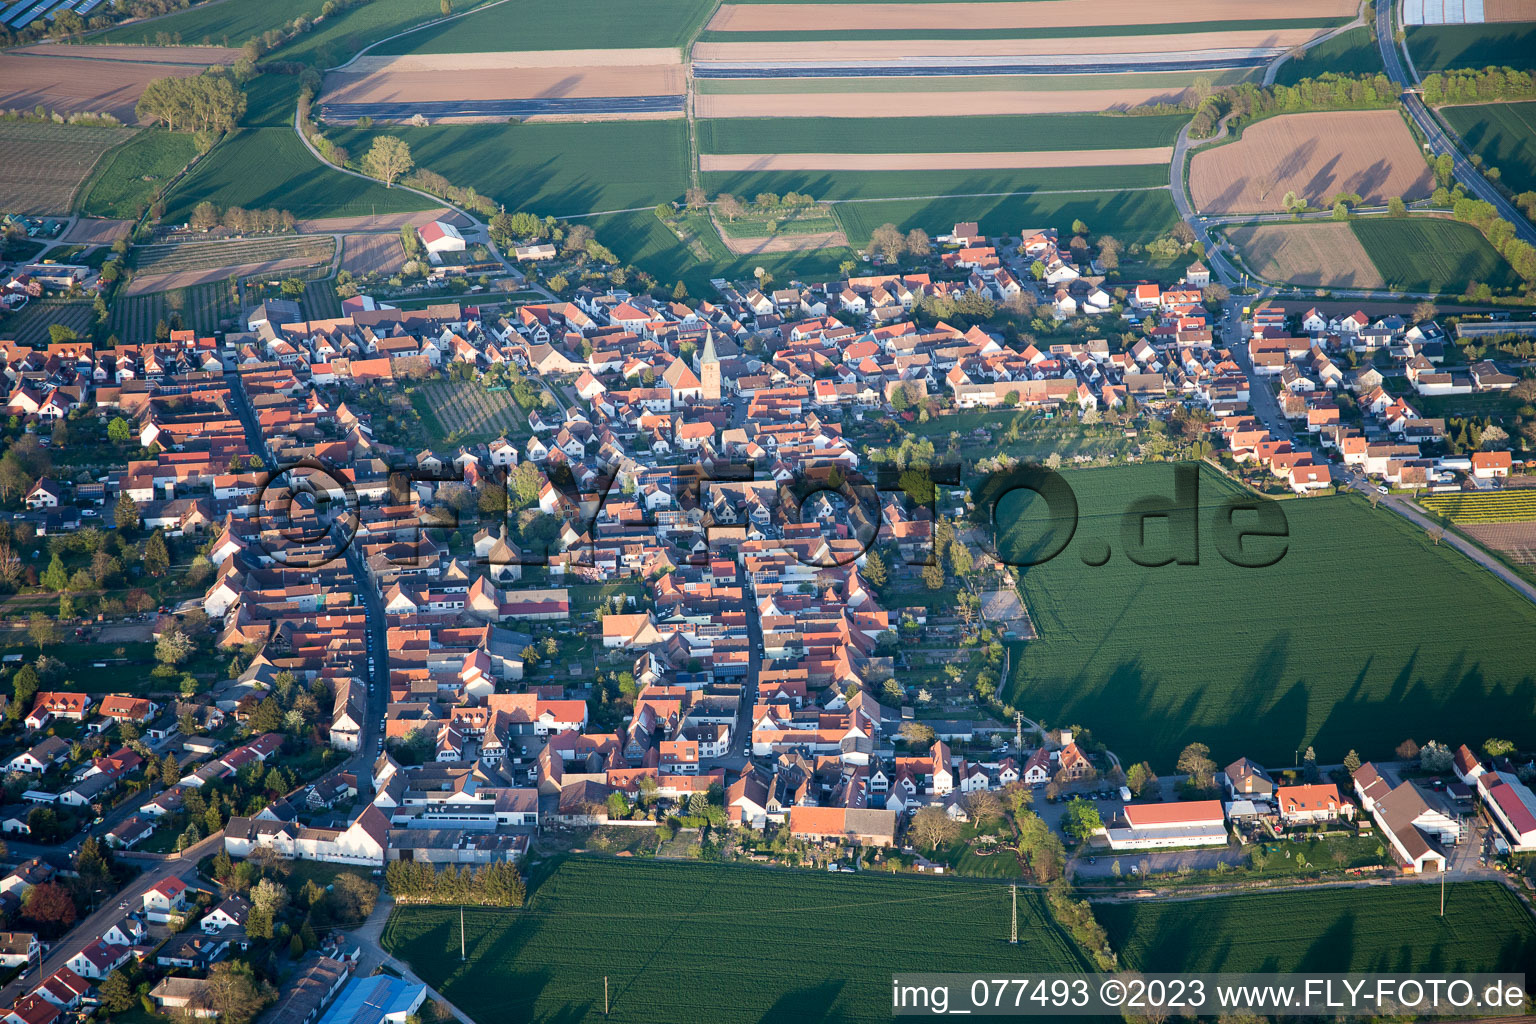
{"left": 1296, "top": 910, "right": 1357, "bottom": 972}
{"left": 759, "top": 980, "right": 847, "bottom": 1024}
{"left": 1302, "top": 153, "right": 1342, "bottom": 206}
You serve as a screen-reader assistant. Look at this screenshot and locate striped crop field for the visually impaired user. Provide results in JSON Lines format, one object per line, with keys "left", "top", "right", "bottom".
{"left": 1420, "top": 491, "right": 1536, "bottom": 524}
{"left": 412, "top": 378, "right": 527, "bottom": 443}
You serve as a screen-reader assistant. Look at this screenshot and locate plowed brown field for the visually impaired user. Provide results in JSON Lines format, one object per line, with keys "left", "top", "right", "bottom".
{"left": 1190, "top": 110, "right": 1434, "bottom": 214}
{"left": 1227, "top": 222, "right": 1386, "bottom": 288}
{"left": 0, "top": 52, "right": 213, "bottom": 120}
{"left": 700, "top": 148, "right": 1173, "bottom": 170}
{"left": 696, "top": 86, "right": 1198, "bottom": 117}
{"left": 65, "top": 218, "right": 134, "bottom": 244}
{"left": 1463, "top": 523, "right": 1536, "bottom": 564}
{"left": 340, "top": 233, "right": 405, "bottom": 276}
{"left": 9, "top": 43, "right": 239, "bottom": 64}
{"left": 707, "top": 0, "right": 1356, "bottom": 31}
{"left": 692, "top": 28, "right": 1328, "bottom": 61}
{"left": 1485, "top": 0, "right": 1536, "bottom": 21}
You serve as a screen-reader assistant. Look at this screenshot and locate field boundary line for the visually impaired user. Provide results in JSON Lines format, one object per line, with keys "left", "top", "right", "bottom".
{"left": 325, "top": 0, "right": 520, "bottom": 72}
{"left": 1262, "top": 0, "right": 1368, "bottom": 87}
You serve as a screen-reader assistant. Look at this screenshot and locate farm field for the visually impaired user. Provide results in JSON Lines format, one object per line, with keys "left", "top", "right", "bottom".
{"left": 411, "top": 379, "right": 526, "bottom": 444}
{"left": 692, "top": 27, "right": 1335, "bottom": 60}
{"left": 382, "top": 858, "right": 1091, "bottom": 1024}
{"left": 1441, "top": 101, "right": 1536, "bottom": 198}
{"left": 1190, "top": 110, "right": 1435, "bottom": 214}
{"left": 1406, "top": 23, "right": 1536, "bottom": 72}
{"left": 340, "top": 233, "right": 405, "bottom": 276}
{"left": 695, "top": 87, "right": 1218, "bottom": 117}
{"left": 695, "top": 113, "right": 1188, "bottom": 153}
{"left": 161, "top": 128, "right": 434, "bottom": 224}
{"left": 109, "top": 281, "right": 240, "bottom": 340}
{"left": 0, "top": 122, "right": 137, "bottom": 214}
{"left": 1463, "top": 522, "right": 1536, "bottom": 565}
{"left": 93, "top": 0, "right": 317, "bottom": 46}
{"left": 324, "top": 121, "right": 690, "bottom": 217}
{"left": 836, "top": 187, "right": 1179, "bottom": 243}
{"left": 321, "top": 63, "right": 685, "bottom": 118}
{"left": 76, "top": 129, "right": 201, "bottom": 220}
{"left": 1272, "top": 25, "right": 1382, "bottom": 85}
{"left": 701, "top": 150, "right": 1173, "bottom": 171}
{"left": 372, "top": 0, "right": 719, "bottom": 53}
{"left": 599, "top": 209, "right": 854, "bottom": 293}
{"left": 269, "top": 0, "right": 498, "bottom": 68}
{"left": 703, "top": 165, "right": 1169, "bottom": 203}
{"left": 1227, "top": 222, "right": 1387, "bottom": 289}
{"left": 304, "top": 280, "right": 344, "bottom": 319}
{"left": 1351, "top": 218, "right": 1520, "bottom": 294}
{"left": 0, "top": 302, "right": 96, "bottom": 347}
{"left": 1420, "top": 491, "right": 1536, "bottom": 523}
{"left": 0, "top": 50, "right": 223, "bottom": 124}
{"left": 997, "top": 463, "right": 1536, "bottom": 767}
{"left": 130, "top": 236, "right": 335, "bottom": 276}
{"left": 704, "top": 0, "right": 1358, "bottom": 31}
{"left": 1098, "top": 883, "right": 1536, "bottom": 974}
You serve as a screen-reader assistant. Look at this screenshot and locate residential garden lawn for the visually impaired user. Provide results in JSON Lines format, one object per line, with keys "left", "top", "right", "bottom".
{"left": 834, "top": 187, "right": 1180, "bottom": 245}
{"left": 703, "top": 165, "right": 1171, "bottom": 204}
{"left": 409, "top": 378, "right": 527, "bottom": 444}
{"left": 696, "top": 114, "right": 1188, "bottom": 154}
{"left": 0, "top": 641, "right": 164, "bottom": 692}
{"left": 371, "top": 0, "right": 719, "bottom": 53}
{"left": 1096, "top": 882, "right": 1536, "bottom": 973}
{"left": 93, "top": 0, "right": 316, "bottom": 46}
{"left": 567, "top": 581, "right": 645, "bottom": 615}
{"left": 695, "top": 17, "right": 1347, "bottom": 43}
{"left": 381, "top": 857, "right": 1091, "bottom": 1024}
{"left": 997, "top": 463, "right": 1536, "bottom": 767}
{"left": 1351, "top": 217, "right": 1521, "bottom": 294}
{"left": 76, "top": 129, "right": 200, "bottom": 220}
{"left": 1406, "top": 22, "right": 1536, "bottom": 73}
{"left": 161, "top": 128, "right": 433, "bottom": 223}
{"left": 1273, "top": 25, "right": 1382, "bottom": 86}
{"left": 325, "top": 121, "right": 690, "bottom": 217}
{"left": 929, "top": 821, "right": 1025, "bottom": 879}
{"left": 1441, "top": 101, "right": 1536, "bottom": 197}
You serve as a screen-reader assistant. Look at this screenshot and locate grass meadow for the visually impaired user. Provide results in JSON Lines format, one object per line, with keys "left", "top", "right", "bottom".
{"left": 382, "top": 858, "right": 1090, "bottom": 1024}
{"left": 1351, "top": 218, "right": 1521, "bottom": 294}
{"left": 997, "top": 463, "right": 1536, "bottom": 767}
{"left": 1441, "top": 101, "right": 1536, "bottom": 197}
{"left": 1096, "top": 883, "right": 1536, "bottom": 974}
{"left": 77, "top": 129, "right": 200, "bottom": 219}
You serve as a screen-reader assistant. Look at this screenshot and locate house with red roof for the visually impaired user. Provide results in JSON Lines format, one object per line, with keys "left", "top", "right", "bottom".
{"left": 142, "top": 877, "right": 191, "bottom": 922}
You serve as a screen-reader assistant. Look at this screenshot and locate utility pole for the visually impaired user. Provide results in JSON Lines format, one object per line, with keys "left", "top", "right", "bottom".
{"left": 460, "top": 906, "right": 466, "bottom": 961}
{"left": 1440, "top": 865, "right": 1445, "bottom": 917}
{"left": 1014, "top": 712, "right": 1022, "bottom": 754}
{"left": 1009, "top": 884, "right": 1018, "bottom": 945}
{"left": 604, "top": 976, "right": 610, "bottom": 1016}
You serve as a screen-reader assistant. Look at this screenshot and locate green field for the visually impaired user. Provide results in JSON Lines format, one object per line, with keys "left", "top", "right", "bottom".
{"left": 696, "top": 17, "right": 1346, "bottom": 43}
{"left": 162, "top": 127, "right": 433, "bottom": 222}
{"left": 1406, "top": 22, "right": 1536, "bottom": 73}
{"left": 1441, "top": 101, "right": 1536, "bottom": 197}
{"left": 1098, "top": 883, "right": 1536, "bottom": 974}
{"left": 1273, "top": 25, "right": 1383, "bottom": 86}
{"left": 75, "top": 129, "right": 200, "bottom": 220}
{"left": 704, "top": 166, "right": 1170, "bottom": 204}
{"left": 242, "top": 74, "right": 301, "bottom": 128}
{"left": 1351, "top": 218, "right": 1520, "bottom": 294}
{"left": 998, "top": 463, "right": 1536, "bottom": 768}
{"left": 325, "top": 121, "right": 689, "bottom": 217}
{"left": 271, "top": 0, "right": 495, "bottom": 66}
{"left": 696, "top": 114, "right": 1187, "bottom": 154}
{"left": 834, "top": 187, "right": 1179, "bottom": 244}
{"left": 697, "top": 69, "right": 1253, "bottom": 94}
{"left": 372, "top": 0, "right": 718, "bottom": 53}
{"left": 94, "top": 0, "right": 317, "bottom": 45}
{"left": 382, "top": 858, "right": 1090, "bottom": 1024}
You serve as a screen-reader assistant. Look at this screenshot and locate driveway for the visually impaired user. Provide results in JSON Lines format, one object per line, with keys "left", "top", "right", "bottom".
{"left": 1075, "top": 846, "right": 1244, "bottom": 879}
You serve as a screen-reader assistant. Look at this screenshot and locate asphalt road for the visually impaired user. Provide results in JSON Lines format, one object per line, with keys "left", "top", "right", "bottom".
{"left": 321, "top": 95, "right": 685, "bottom": 119}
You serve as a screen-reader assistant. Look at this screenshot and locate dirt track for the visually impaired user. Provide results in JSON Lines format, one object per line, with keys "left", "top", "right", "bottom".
{"left": 0, "top": 52, "right": 210, "bottom": 120}
{"left": 9, "top": 43, "right": 239, "bottom": 64}
{"left": 708, "top": 0, "right": 1356, "bottom": 32}
{"left": 1190, "top": 110, "right": 1435, "bottom": 213}
{"left": 696, "top": 86, "right": 1196, "bottom": 116}
{"left": 341, "top": 49, "right": 680, "bottom": 73}
{"left": 701, "top": 148, "right": 1173, "bottom": 170}
{"left": 325, "top": 65, "right": 685, "bottom": 104}
{"left": 692, "top": 28, "right": 1327, "bottom": 61}
{"left": 65, "top": 219, "right": 134, "bottom": 244}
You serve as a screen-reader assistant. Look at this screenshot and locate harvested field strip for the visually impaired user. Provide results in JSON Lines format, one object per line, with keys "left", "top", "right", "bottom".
{"left": 1099, "top": 883, "right": 1536, "bottom": 974}
{"left": 372, "top": 0, "right": 720, "bottom": 54}
{"left": 13, "top": 44, "right": 240, "bottom": 65}
{"left": 695, "top": 68, "right": 1254, "bottom": 93}
{"left": 696, "top": 88, "right": 1202, "bottom": 117}
{"left": 323, "top": 66, "right": 686, "bottom": 105}
{"left": 341, "top": 50, "right": 682, "bottom": 72}
{"left": 0, "top": 122, "right": 137, "bottom": 215}
{"left": 1463, "top": 522, "right": 1536, "bottom": 565}
{"left": 702, "top": 164, "right": 1170, "bottom": 200}
{"left": 1420, "top": 491, "right": 1536, "bottom": 523}
{"left": 0, "top": 302, "right": 95, "bottom": 348}
{"left": 1226, "top": 222, "right": 1386, "bottom": 289}
{"left": 697, "top": 113, "right": 1186, "bottom": 152}
{"left": 691, "top": 28, "right": 1332, "bottom": 57}
{"left": 697, "top": 18, "right": 1347, "bottom": 42}
{"left": 1351, "top": 218, "right": 1520, "bottom": 294}
{"left": 1189, "top": 109, "right": 1435, "bottom": 214}
{"left": 129, "top": 237, "right": 335, "bottom": 276}
{"left": 701, "top": 148, "right": 1174, "bottom": 170}
{"left": 708, "top": 0, "right": 1357, "bottom": 31}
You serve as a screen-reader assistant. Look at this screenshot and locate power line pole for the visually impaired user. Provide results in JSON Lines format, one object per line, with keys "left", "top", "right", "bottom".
{"left": 1440, "top": 864, "right": 1445, "bottom": 917}
{"left": 1009, "top": 884, "right": 1018, "bottom": 945}
{"left": 604, "top": 976, "right": 610, "bottom": 1016}
{"left": 460, "top": 906, "right": 466, "bottom": 961}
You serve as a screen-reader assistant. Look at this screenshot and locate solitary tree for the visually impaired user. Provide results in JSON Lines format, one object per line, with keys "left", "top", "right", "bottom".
{"left": 870, "top": 222, "right": 906, "bottom": 263}
{"left": 363, "top": 136, "right": 413, "bottom": 188}
{"left": 1176, "top": 741, "right": 1217, "bottom": 789}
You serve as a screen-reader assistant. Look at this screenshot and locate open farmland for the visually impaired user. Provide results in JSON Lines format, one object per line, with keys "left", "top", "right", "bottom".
{"left": 1407, "top": 23, "right": 1536, "bottom": 72}
{"left": 1351, "top": 218, "right": 1519, "bottom": 294}
{"left": 1441, "top": 101, "right": 1536, "bottom": 197}
{"left": 109, "top": 281, "right": 239, "bottom": 340}
{"left": 383, "top": 858, "right": 1090, "bottom": 1024}
{"left": 1463, "top": 522, "right": 1536, "bottom": 565}
{"left": 1191, "top": 110, "right": 1435, "bottom": 214}
{"left": 696, "top": 113, "right": 1186, "bottom": 153}
{"left": 161, "top": 128, "right": 434, "bottom": 224}
{"left": 340, "top": 234, "right": 404, "bottom": 276}
{"left": 692, "top": 28, "right": 1334, "bottom": 61}
{"left": 63, "top": 219, "right": 134, "bottom": 245}
{"left": 93, "top": 0, "right": 322, "bottom": 46}
{"left": 1098, "top": 883, "right": 1536, "bottom": 974}
{"left": 0, "top": 302, "right": 95, "bottom": 348}
{"left": 412, "top": 379, "right": 526, "bottom": 444}
{"left": 702, "top": 150, "right": 1173, "bottom": 171}
{"left": 703, "top": 164, "right": 1170, "bottom": 202}
{"left": 76, "top": 129, "right": 201, "bottom": 220}
{"left": 706, "top": 0, "right": 1358, "bottom": 31}
{"left": 836, "top": 187, "right": 1178, "bottom": 243}
{"left": 1272, "top": 24, "right": 1382, "bottom": 85}
{"left": 0, "top": 50, "right": 226, "bottom": 123}
{"left": 1226, "top": 222, "right": 1387, "bottom": 288}
{"left": 371, "top": 0, "right": 719, "bottom": 53}
{"left": 125, "top": 236, "right": 335, "bottom": 295}
{"left": 696, "top": 87, "right": 1217, "bottom": 117}
{"left": 0, "top": 122, "right": 137, "bottom": 214}
{"left": 997, "top": 463, "right": 1536, "bottom": 767}
{"left": 1420, "top": 491, "right": 1536, "bottom": 523}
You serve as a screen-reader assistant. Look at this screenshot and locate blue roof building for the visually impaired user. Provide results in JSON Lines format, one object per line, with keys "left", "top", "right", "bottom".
{"left": 315, "top": 974, "right": 427, "bottom": 1024}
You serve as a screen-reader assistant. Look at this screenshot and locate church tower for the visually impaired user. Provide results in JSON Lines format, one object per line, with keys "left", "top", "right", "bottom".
{"left": 699, "top": 331, "right": 722, "bottom": 403}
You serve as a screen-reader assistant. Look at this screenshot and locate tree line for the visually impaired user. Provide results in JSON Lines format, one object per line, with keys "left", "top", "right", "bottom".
{"left": 136, "top": 71, "right": 246, "bottom": 134}
{"left": 188, "top": 202, "right": 297, "bottom": 235}
{"left": 1189, "top": 72, "right": 1398, "bottom": 138}
{"left": 1451, "top": 195, "right": 1536, "bottom": 290}
{"left": 384, "top": 860, "right": 526, "bottom": 906}
{"left": 1421, "top": 66, "right": 1536, "bottom": 106}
